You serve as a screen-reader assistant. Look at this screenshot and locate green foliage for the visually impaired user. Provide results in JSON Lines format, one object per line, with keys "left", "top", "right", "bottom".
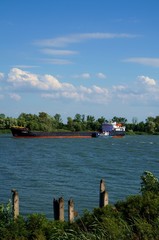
{"left": 115, "top": 172, "right": 159, "bottom": 239}
{"left": 141, "top": 171, "right": 159, "bottom": 194}
{"left": 133, "top": 218, "right": 155, "bottom": 240}
{"left": 76, "top": 206, "right": 131, "bottom": 240}
{"left": 0, "top": 201, "right": 27, "bottom": 240}
{"left": 112, "top": 116, "right": 127, "bottom": 124}
{"left": 0, "top": 199, "right": 12, "bottom": 226}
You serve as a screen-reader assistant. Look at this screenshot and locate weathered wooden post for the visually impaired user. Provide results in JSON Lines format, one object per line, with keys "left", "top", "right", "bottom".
{"left": 53, "top": 198, "right": 59, "bottom": 220}
{"left": 53, "top": 197, "right": 64, "bottom": 221}
{"left": 99, "top": 179, "right": 108, "bottom": 208}
{"left": 68, "top": 198, "right": 78, "bottom": 223}
{"left": 59, "top": 197, "right": 64, "bottom": 221}
{"left": 11, "top": 189, "right": 19, "bottom": 219}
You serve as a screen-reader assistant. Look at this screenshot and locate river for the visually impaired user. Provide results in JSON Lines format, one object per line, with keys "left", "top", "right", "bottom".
{"left": 0, "top": 134, "right": 159, "bottom": 219}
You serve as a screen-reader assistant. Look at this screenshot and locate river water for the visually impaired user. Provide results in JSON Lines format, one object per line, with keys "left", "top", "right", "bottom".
{"left": 0, "top": 134, "right": 159, "bottom": 219}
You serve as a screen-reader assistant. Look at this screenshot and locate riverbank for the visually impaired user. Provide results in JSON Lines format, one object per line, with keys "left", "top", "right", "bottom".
{"left": 1, "top": 171, "right": 159, "bottom": 240}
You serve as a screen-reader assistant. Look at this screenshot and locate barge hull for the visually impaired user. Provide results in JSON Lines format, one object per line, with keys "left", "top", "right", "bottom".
{"left": 13, "top": 135, "right": 93, "bottom": 139}
{"left": 10, "top": 127, "right": 96, "bottom": 138}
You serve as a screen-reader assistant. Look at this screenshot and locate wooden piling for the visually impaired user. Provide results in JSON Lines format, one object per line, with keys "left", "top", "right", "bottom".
{"left": 53, "top": 197, "right": 64, "bottom": 221}
{"left": 99, "top": 179, "right": 108, "bottom": 208}
{"left": 11, "top": 189, "right": 19, "bottom": 219}
{"left": 68, "top": 198, "right": 78, "bottom": 223}
{"left": 53, "top": 198, "right": 59, "bottom": 220}
{"left": 59, "top": 197, "right": 64, "bottom": 221}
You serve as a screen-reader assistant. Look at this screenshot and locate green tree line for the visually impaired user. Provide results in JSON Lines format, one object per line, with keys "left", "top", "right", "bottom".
{"left": 0, "top": 112, "right": 159, "bottom": 134}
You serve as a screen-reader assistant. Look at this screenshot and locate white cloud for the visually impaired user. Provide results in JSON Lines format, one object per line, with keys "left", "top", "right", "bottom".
{"left": 124, "top": 58, "right": 159, "bottom": 67}
{"left": 8, "top": 68, "right": 39, "bottom": 87}
{"left": 7, "top": 68, "right": 60, "bottom": 90}
{"left": 114, "top": 92, "right": 142, "bottom": 103}
{"left": 35, "top": 33, "right": 137, "bottom": 67}
{"left": 73, "top": 73, "right": 91, "bottom": 79}
{"left": 112, "top": 76, "right": 159, "bottom": 104}
{"left": 80, "top": 73, "right": 91, "bottom": 79}
{"left": 42, "top": 74, "right": 62, "bottom": 90}
{"left": 34, "top": 33, "right": 137, "bottom": 47}
{"left": 0, "top": 72, "right": 4, "bottom": 80}
{"left": 96, "top": 73, "right": 106, "bottom": 79}
{"left": 7, "top": 68, "right": 75, "bottom": 91}
{"left": 79, "top": 86, "right": 92, "bottom": 94}
{"left": 138, "top": 75, "right": 156, "bottom": 86}
{"left": 42, "top": 84, "right": 110, "bottom": 103}
{"left": 9, "top": 93, "right": 21, "bottom": 101}
{"left": 43, "top": 74, "right": 75, "bottom": 91}
{"left": 73, "top": 72, "right": 107, "bottom": 80}
{"left": 92, "top": 85, "right": 109, "bottom": 95}
{"left": 41, "top": 93, "right": 60, "bottom": 99}
{"left": 62, "top": 91, "right": 83, "bottom": 100}
{"left": 112, "top": 85, "right": 127, "bottom": 91}
{"left": 5, "top": 68, "right": 159, "bottom": 106}
{"left": 41, "top": 83, "right": 110, "bottom": 103}
{"left": 13, "top": 65, "right": 39, "bottom": 69}
{"left": 41, "top": 58, "right": 73, "bottom": 65}
{"left": 40, "top": 49, "right": 78, "bottom": 56}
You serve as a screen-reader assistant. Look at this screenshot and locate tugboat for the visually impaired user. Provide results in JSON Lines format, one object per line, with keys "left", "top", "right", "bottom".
{"left": 99, "top": 122, "right": 126, "bottom": 138}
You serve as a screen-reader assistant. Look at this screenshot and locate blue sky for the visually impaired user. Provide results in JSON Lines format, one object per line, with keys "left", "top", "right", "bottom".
{"left": 0, "top": 0, "right": 159, "bottom": 122}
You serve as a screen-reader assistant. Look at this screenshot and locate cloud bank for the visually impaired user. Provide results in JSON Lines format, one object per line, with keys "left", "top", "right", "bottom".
{"left": 34, "top": 33, "right": 137, "bottom": 47}
{"left": 0, "top": 68, "right": 158, "bottom": 106}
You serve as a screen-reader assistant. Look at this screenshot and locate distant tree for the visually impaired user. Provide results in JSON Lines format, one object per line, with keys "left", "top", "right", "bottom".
{"left": 81, "top": 114, "right": 85, "bottom": 123}
{"left": 86, "top": 115, "right": 96, "bottom": 130}
{"left": 67, "top": 117, "right": 74, "bottom": 131}
{"left": 54, "top": 113, "right": 62, "bottom": 123}
{"left": 72, "top": 114, "right": 87, "bottom": 131}
{"left": 74, "top": 113, "right": 82, "bottom": 123}
{"left": 38, "top": 112, "right": 48, "bottom": 121}
{"left": 154, "top": 116, "right": 159, "bottom": 132}
{"left": 146, "top": 116, "right": 155, "bottom": 123}
{"left": 73, "top": 122, "right": 83, "bottom": 131}
{"left": 5, "top": 117, "right": 17, "bottom": 128}
{"left": 17, "top": 113, "right": 39, "bottom": 129}
{"left": 146, "top": 120, "right": 156, "bottom": 134}
{"left": 38, "top": 112, "right": 55, "bottom": 131}
{"left": 17, "top": 113, "right": 27, "bottom": 127}
{"left": 54, "top": 113, "right": 63, "bottom": 129}
{"left": 86, "top": 115, "right": 95, "bottom": 123}
{"left": 0, "top": 113, "right": 5, "bottom": 119}
{"left": 3, "top": 112, "right": 159, "bottom": 134}
{"left": 112, "top": 116, "right": 127, "bottom": 124}
{"left": 97, "top": 116, "right": 106, "bottom": 124}
{"left": 137, "top": 121, "right": 145, "bottom": 132}
{"left": 0, "top": 115, "right": 6, "bottom": 128}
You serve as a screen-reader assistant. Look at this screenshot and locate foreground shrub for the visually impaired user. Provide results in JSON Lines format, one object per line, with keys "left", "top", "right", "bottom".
{"left": 0, "top": 216, "right": 27, "bottom": 240}
{"left": 141, "top": 171, "right": 159, "bottom": 194}
{"left": 75, "top": 206, "right": 132, "bottom": 240}
{"left": 1, "top": 171, "right": 159, "bottom": 239}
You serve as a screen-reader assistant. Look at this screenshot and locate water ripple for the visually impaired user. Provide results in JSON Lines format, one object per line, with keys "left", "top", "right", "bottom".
{"left": 0, "top": 135, "right": 159, "bottom": 218}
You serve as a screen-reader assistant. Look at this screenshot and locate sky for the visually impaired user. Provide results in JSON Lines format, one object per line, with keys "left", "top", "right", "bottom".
{"left": 0, "top": 0, "right": 159, "bottom": 123}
